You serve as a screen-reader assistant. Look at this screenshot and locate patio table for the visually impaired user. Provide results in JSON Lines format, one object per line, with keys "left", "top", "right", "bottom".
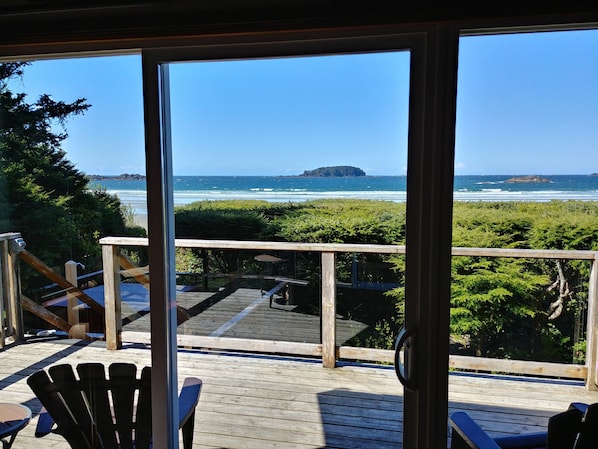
{"left": 0, "top": 403, "right": 31, "bottom": 449}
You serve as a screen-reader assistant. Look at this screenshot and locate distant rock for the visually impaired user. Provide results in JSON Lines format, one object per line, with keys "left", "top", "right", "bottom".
{"left": 299, "top": 166, "right": 366, "bottom": 177}
{"left": 505, "top": 175, "right": 551, "bottom": 183}
{"left": 87, "top": 173, "right": 146, "bottom": 181}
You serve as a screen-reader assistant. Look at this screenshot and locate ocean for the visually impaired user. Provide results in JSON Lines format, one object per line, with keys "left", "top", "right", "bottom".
{"left": 89, "top": 175, "right": 598, "bottom": 216}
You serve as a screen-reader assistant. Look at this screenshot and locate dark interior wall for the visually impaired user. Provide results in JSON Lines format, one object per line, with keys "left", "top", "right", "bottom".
{"left": 1, "top": 0, "right": 598, "bottom": 53}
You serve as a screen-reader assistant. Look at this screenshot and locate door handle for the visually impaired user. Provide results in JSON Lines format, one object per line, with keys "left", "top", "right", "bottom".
{"left": 394, "top": 327, "right": 417, "bottom": 390}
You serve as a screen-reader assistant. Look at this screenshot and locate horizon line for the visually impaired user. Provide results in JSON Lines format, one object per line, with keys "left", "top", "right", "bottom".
{"left": 86, "top": 173, "right": 598, "bottom": 177}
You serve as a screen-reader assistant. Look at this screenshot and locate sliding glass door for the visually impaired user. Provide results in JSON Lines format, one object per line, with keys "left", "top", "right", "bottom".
{"left": 142, "top": 28, "right": 458, "bottom": 449}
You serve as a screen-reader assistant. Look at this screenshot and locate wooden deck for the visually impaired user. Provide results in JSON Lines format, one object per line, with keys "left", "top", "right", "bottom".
{"left": 1, "top": 340, "right": 598, "bottom": 449}
{"left": 51, "top": 282, "right": 369, "bottom": 344}
{"left": 121, "top": 285, "right": 368, "bottom": 344}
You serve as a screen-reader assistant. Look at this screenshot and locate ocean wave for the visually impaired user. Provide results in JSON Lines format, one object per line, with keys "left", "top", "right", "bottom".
{"left": 106, "top": 187, "right": 598, "bottom": 216}
{"left": 454, "top": 190, "right": 598, "bottom": 202}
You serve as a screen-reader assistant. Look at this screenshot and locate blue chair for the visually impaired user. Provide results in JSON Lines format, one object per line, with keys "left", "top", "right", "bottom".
{"left": 450, "top": 402, "right": 596, "bottom": 449}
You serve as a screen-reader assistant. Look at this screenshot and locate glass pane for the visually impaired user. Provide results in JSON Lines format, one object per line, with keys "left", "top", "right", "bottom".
{"left": 166, "top": 52, "right": 410, "bottom": 352}
{"left": 454, "top": 30, "right": 598, "bottom": 380}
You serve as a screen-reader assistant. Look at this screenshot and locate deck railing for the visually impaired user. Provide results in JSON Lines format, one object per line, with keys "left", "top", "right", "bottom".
{"left": 98, "top": 236, "right": 598, "bottom": 391}
{"left": 2, "top": 233, "right": 596, "bottom": 389}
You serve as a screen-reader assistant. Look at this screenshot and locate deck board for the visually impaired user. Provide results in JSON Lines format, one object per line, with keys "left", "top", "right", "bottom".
{"left": 1, "top": 340, "right": 598, "bottom": 448}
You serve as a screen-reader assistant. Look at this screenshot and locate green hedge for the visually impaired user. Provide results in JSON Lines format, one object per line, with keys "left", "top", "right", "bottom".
{"left": 174, "top": 199, "right": 598, "bottom": 362}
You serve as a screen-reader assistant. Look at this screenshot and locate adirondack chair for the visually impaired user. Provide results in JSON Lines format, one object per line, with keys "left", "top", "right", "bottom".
{"left": 27, "top": 362, "right": 202, "bottom": 449}
{"left": 449, "top": 402, "right": 598, "bottom": 449}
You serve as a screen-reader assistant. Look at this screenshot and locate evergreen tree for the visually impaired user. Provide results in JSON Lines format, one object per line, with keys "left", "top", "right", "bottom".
{"left": 0, "top": 62, "right": 143, "bottom": 288}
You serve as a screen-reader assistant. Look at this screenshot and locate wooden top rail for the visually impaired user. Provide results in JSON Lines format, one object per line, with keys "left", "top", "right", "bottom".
{"left": 100, "top": 237, "right": 407, "bottom": 254}
{"left": 0, "top": 232, "right": 22, "bottom": 242}
{"left": 452, "top": 247, "right": 598, "bottom": 260}
{"left": 100, "top": 236, "right": 598, "bottom": 260}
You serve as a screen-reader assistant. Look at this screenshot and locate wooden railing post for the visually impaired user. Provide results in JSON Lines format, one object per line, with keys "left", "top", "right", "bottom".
{"left": 586, "top": 254, "right": 598, "bottom": 391}
{"left": 321, "top": 251, "right": 336, "bottom": 368}
{"left": 1, "top": 234, "right": 26, "bottom": 346}
{"left": 103, "top": 244, "right": 122, "bottom": 350}
{"left": 0, "top": 240, "right": 7, "bottom": 347}
{"left": 65, "top": 261, "right": 80, "bottom": 327}
{"left": 6, "top": 237, "right": 25, "bottom": 342}
{"left": 65, "top": 260, "right": 90, "bottom": 339}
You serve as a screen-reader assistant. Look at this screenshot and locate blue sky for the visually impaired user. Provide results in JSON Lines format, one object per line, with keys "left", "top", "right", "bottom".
{"left": 456, "top": 30, "right": 598, "bottom": 175}
{"left": 10, "top": 29, "right": 598, "bottom": 176}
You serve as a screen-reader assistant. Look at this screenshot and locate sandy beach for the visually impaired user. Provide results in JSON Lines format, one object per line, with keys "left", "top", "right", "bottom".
{"left": 133, "top": 213, "right": 148, "bottom": 230}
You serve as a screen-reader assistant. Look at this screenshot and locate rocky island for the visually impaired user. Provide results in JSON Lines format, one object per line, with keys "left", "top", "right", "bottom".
{"left": 505, "top": 175, "right": 551, "bottom": 183}
{"left": 299, "top": 166, "right": 366, "bottom": 177}
{"left": 87, "top": 173, "right": 146, "bottom": 181}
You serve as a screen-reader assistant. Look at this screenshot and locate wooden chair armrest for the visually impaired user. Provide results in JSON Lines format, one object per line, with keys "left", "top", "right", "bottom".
{"left": 178, "top": 377, "right": 202, "bottom": 449}
{"left": 34, "top": 407, "right": 55, "bottom": 437}
{"left": 178, "top": 377, "right": 202, "bottom": 428}
{"left": 569, "top": 402, "right": 589, "bottom": 413}
{"left": 450, "top": 412, "right": 502, "bottom": 449}
{"left": 494, "top": 432, "right": 546, "bottom": 448}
